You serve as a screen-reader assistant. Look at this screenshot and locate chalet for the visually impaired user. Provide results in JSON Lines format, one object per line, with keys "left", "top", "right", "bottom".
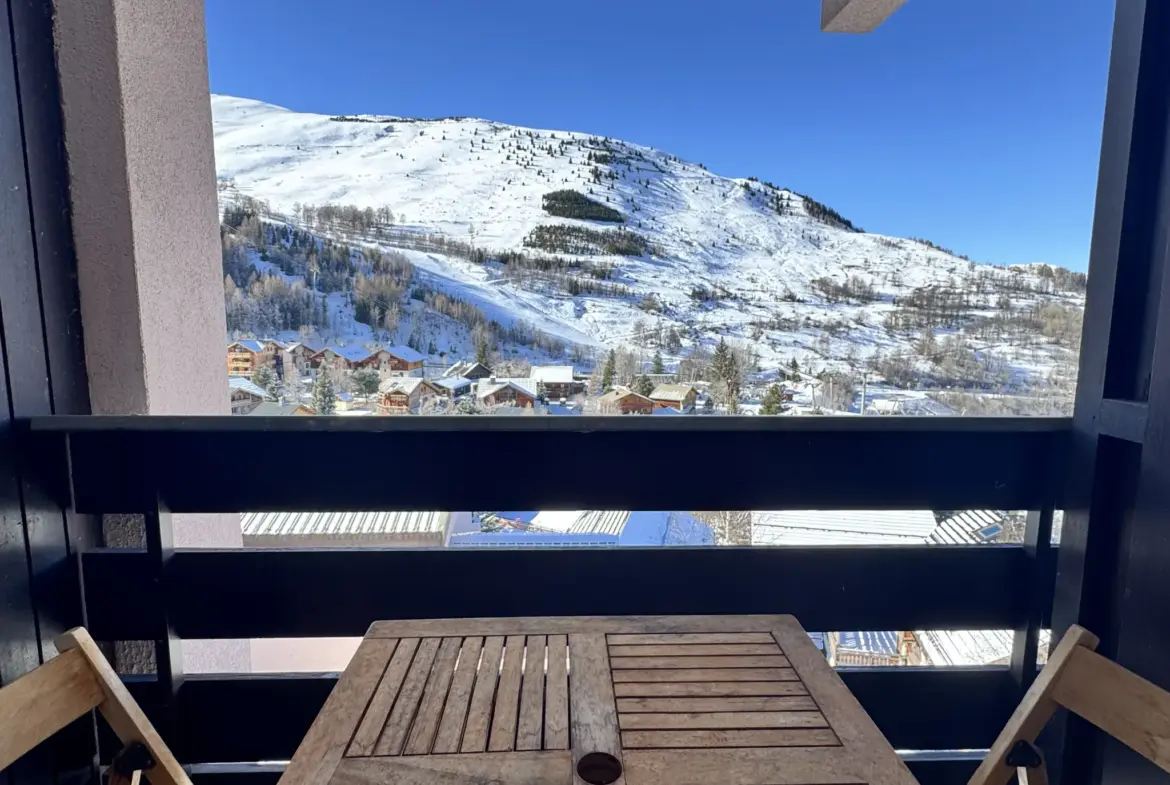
{"left": 477, "top": 379, "right": 537, "bottom": 408}
{"left": 828, "top": 631, "right": 916, "bottom": 667}
{"left": 531, "top": 365, "right": 576, "bottom": 399}
{"left": 275, "top": 341, "right": 319, "bottom": 379}
{"left": 227, "top": 339, "right": 276, "bottom": 377}
{"left": 649, "top": 383, "right": 698, "bottom": 412}
{"left": 377, "top": 377, "right": 441, "bottom": 414}
{"left": 383, "top": 345, "right": 426, "bottom": 376}
{"left": 443, "top": 360, "right": 492, "bottom": 380}
{"left": 598, "top": 386, "right": 654, "bottom": 415}
{"left": 309, "top": 345, "right": 366, "bottom": 375}
{"left": 433, "top": 377, "right": 474, "bottom": 399}
{"left": 228, "top": 376, "right": 267, "bottom": 415}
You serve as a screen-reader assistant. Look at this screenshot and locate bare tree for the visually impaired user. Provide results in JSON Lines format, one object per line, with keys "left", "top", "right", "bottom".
{"left": 690, "top": 511, "right": 752, "bottom": 545}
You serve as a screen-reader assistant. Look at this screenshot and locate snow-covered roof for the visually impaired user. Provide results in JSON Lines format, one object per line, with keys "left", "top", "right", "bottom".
{"left": 600, "top": 387, "right": 651, "bottom": 403}
{"left": 242, "top": 511, "right": 448, "bottom": 537}
{"left": 836, "top": 631, "right": 900, "bottom": 655}
{"left": 531, "top": 365, "right": 574, "bottom": 384}
{"left": 230, "top": 339, "right": 266, "bottom": 353}
{"left": 650, "top": 383, "right": 696, "bottom": 402}
{"left": 379, "top": 377, "right": 430, "bottom": 395}
{"left": 444, "top": 360, "right": 490, "bottom": 378}
{"left": 751, "top": 510, "right": 938, "bottom": 546}
{"left": 478, "top": 379, "right": 537, "bottom": 400}
{"left": 228, "top": 376, "right": 266, "bottom": 398}
{"left": 434, "top": 377, "right": 474, "bottom": 391}
{"left": 568, "top": 511, "right": 629, "bottom": 535}
{"left": 928, "top": 510, "right": 1007, "bottom": 545}
{"left": 322, "top": 344, "right": 377, "bottom": 363}
{"left": 915, "top": 629, "right": 1052, "bottom": 666}
{"left": 386, "top": 344, "right": 426, "bottom": 363}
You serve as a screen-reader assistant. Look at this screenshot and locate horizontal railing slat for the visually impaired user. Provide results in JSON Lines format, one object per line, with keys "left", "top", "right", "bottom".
{"left": 132, "top": 668, "right": 1015, "bottom": 762}
{"left": 182, "top": 760, "right": 979, "bottom": 785}
{"left": 26, "top": 415, "right": 1071, "bottom": 511}
{"left": 81, "top": 545, "right": 1053, "bottom": 639}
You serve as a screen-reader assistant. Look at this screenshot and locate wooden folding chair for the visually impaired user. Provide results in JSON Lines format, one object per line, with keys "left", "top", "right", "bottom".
{"left": 0, "top": 627, "right": 190, "bottom": 785}
{"left": 970, "top": 623, "right": 1170, "bottom": 785}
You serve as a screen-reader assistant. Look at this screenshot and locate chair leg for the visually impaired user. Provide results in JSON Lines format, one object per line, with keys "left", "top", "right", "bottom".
{"left": 109, "top": 771, "right": 142, "bottom": 785}
{"left": 1008, "top": 740, "right": 1048, "bottom": 785}
{"left": 1017, "top": 762, "right": 1048, "bottom": 785}
{"left": 110, "top": 742, "right": 151, "bottom": 785}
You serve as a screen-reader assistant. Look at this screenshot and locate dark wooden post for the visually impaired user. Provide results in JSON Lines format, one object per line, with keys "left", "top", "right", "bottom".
{"left": 1053, "top": 0, "right": 1170, "bottom": 783}
{"left": 0, "top": 0, "right": 97, "bottom": 782}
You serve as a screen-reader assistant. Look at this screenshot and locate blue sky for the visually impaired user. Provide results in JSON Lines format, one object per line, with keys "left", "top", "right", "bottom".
{"left": 205, "top": 0, "right": 1114, "bottom": 271}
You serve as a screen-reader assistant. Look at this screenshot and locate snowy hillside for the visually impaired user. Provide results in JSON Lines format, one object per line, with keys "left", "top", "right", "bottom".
{"left": 212, "top": 94, "right": 1086, "bottom": 402}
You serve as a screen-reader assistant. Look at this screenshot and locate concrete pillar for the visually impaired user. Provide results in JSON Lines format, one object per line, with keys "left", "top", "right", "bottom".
{"left": 53, "top": 0, "right": 248, "bottom": 671}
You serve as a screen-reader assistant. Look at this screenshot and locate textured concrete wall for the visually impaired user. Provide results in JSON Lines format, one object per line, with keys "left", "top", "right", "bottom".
{"left": 55, "top": 0, "right": 227, "bottom": 416}
{"left": 54, "top": 0, "right": 247, "bottom": 670}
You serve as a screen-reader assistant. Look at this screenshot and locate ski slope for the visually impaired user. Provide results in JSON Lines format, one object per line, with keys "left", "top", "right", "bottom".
{"left": 212, "top": 95, "right": 1084, "bottom": 384}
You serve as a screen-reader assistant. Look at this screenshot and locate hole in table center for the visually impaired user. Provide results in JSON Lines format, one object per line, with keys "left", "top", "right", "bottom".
{"left": 577, "top": 752, "right": 623, "bottom": 785}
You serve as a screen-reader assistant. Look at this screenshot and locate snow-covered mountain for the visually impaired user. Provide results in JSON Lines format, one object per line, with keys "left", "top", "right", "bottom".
{"left": 211, "top": 94, "right": 1085, "bottom": 399}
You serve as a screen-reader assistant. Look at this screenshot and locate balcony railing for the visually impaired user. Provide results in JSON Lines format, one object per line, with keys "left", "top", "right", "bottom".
{"left": 23, "top": 414, "right": 1072, "bottom": 785}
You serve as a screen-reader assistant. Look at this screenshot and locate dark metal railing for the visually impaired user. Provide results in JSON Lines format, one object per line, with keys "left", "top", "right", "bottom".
{"left": 24, "top": 414, "right": 1072, "bottom": 785}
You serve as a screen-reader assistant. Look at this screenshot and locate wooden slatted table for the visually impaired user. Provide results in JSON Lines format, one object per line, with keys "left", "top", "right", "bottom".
{"left": 280, "top": 615, "right": 918, "bottom": 785}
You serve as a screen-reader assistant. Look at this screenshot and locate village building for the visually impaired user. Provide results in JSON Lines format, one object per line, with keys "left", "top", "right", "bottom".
{"left": 228, "top": 376, "right": 267, "bottom": 415}
{"left": 443, "top": 360, "right": 492, "bottom": 380}
{"left": 649, "top": 383, "right": 698, "bottom": 412}
{"left": 598, "top": 386, "right": 655, "bottom": 415}
{"left": 309, "top": 344, "right": 427, "bottom": 378}
{"left": 227, "top": 339, "right": 277, "bottom": 377}
{"left": 477, "top": 378, "right": 538, "bottom": 408}
{"left": 279, "top": 341, "right": 317, "bottom": 379}
{"left": 433, "top": 377, "right": 474, "bottom": 399}
{"left": 531, "top": 365, "right": 577, "bottom": 399}
{"left": 827, "top": 631, "right": 924, "bottom": 667}
{"left": 379, "top": 345, "right": 427, "bottom": 376}
{"left": 309, "top": 345, "right": 368, "bottom": 376}
{"left": 377, "top": 377, "right": 441, "bottom": 414}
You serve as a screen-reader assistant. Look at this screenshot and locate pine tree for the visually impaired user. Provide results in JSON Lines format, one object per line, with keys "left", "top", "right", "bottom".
{"left": 351, "top": 367, "right": 381, "bottom": 397}
{"left": 601, "top": 349, "right": 616, "bottom": 390}
{"left": 265, "top": 375, "right": 282, "bottom": 402}
{"left": 711, "top": 339, "right": 733, "bottom": 384}
{"left": 312, "top": 369, "right": 337, "bottom": 415}
{"left": 474, "top": 329, "right": 492, "bottom": 367}
{"left": 634, "top": 374, "right": 655, "bottom": 397}
{"left": 760, "top": 384, "right": 786, "bottom": 415}
{"left": 710, "top": 338, "right": 741, "bottom": 413}
{"left": 788, "top": 357, "right": 800, "bottom": 376}
{"left": 252, "top": 365, "right": 274, "bottom": 391}
{"left": 652, "top": 350, "right": 664, "bottom": 375}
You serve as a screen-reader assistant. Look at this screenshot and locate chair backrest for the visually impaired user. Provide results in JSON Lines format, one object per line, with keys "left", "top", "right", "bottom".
{"left": 970, "top": 624, "right": 1170, "bottom": 785}
{"left": 0, "top": 627, "right": 191, "bottom": 785}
